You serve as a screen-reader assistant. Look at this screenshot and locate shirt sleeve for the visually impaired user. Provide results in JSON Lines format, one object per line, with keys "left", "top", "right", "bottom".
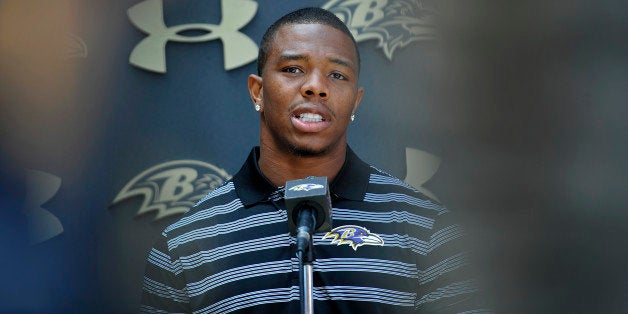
{"left": 416, "top": 209, "right": 492, "bottom": 313}
{"left": 140, "top": 232, "right": 191, "bottom": 313}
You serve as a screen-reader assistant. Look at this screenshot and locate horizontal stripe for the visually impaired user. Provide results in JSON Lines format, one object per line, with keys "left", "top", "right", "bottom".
{"left": 430, "top": 224, "right": 464, "bottom": 251}
{"left": 195, "top": 287, "right": 298, "bottom": 314}
{"left": 197, "top": 285, "right": 417, "bottom": 314}
{"left": 268, "top": 188, "right": 284, "bottom": 202}
{"left": 194, "top": 182, "right": 235, "bottom": 206}
{"left": 313, "top": 285, "right": 416, "bottom": 306}
{"left": 419, "top": 252, "right": 468, "bottom": 285}
{"left": 142, "top": 276, "right": 189, "bottom": 303}
{"left": 179, "top": 234, "right": 292, "bottom": 270}
{"left": 166, "top": 198, "right": 242, "bottom": 233}
{"left": 369, "top": 173, "right": 419, "bottom": 193}
{"left": 167, "top": 212, "right": 284, "bottom": 250}
{"left": 315, "top": 257, "right": 418, "bottom": 278}
{"left": 364, "top": 192, "right": 446, "bottom": 213}
{"left": 459, "top": 310, "right": 495, "bottom": 314}
{"left": 139, "top": 304, "right": 172, "bottom": 314}
{"left": 184, "top": 254, "right": 466, "bottom": 306}
{"left": 187, "top": 259, "right": 293, "bottom": 296}
{"left": 416, "top": 279, "right": 479, "bottom": 306}
{"left": 333, "top": 207, "right": 434, "bottom": 229}
{"left": 176, "top": 230, "right": 437, "bottom": 272}
{"left": 181, "top": 232, "right": 430, "bottom": 273}
{"left": 147, "top": 247, "right": 179, "bottom": 274}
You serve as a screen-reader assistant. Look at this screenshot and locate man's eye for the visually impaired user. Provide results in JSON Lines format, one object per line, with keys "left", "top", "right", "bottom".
{"left": 331, "top": 72, "right": 346, "bottom": 80}
{"left": 283, "top": 67, "right": 302, "bottom": 74}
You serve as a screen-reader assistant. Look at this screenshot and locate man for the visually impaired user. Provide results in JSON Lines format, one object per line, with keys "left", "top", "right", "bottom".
{"left": 141, "top": 7, "right": 484, "bottom": 313}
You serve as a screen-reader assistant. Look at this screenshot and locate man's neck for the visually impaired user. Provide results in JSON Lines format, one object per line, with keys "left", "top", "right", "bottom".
{"left": 258, "top": 144, "right": 346, "bottom": 187}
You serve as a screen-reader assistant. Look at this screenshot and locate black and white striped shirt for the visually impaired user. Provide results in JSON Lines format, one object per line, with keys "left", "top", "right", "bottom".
{"left": 140, "top": 146, "right": 486, "bottom": 313}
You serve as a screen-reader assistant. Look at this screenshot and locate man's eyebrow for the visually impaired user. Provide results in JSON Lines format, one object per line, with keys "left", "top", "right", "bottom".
{"left": 280, "top": 53, "right": 308, "bottom": 62}
{"left": 279, "top": 53, "right": 355, "bottom": 70}
{"left": 328, "top": 57, "right": 353, "bottom": 69}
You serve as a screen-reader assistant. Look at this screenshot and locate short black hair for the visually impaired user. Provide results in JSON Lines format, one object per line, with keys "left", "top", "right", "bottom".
{"left": 256, "top": 7, "right": 360, "bottom": 76}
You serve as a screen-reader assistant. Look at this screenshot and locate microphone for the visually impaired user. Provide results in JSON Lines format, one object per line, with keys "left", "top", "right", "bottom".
{"left": 284, "top": 176, "right": 332, "bottom": 253}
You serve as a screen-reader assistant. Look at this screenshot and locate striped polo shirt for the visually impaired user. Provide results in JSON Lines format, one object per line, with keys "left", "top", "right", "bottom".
{"left": 140, "top": 146, "right": 485, "bottom": 313}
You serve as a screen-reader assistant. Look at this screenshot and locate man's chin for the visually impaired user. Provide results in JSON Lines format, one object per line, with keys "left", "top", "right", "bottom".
{"left": 288, "top": 144, "right": 328, "bottom": 157}
{"left": 277, "top": 134, "right": 344, "bottom": 157}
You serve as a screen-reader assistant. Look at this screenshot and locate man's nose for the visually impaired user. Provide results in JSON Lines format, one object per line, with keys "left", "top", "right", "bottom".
{"left": 301, "top": 71, "right": 328, "bottom": 99}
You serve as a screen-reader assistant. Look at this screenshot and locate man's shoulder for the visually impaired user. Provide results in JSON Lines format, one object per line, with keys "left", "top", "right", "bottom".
{"left": 364, "top": 163, "right": 441, "bottom": 205}
{"left": 192, "top": 179, "right": 238, "bottom": 209}
{"left": 160, "top": 179, "right": 239, "bottom": 238}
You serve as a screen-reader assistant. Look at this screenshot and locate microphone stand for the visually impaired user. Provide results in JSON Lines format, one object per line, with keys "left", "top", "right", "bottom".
{"left": 296, "top": 208, "right": 316, "bottom": 314}
{"left": 285, "top": 176, "right": 331, "bottom": 314}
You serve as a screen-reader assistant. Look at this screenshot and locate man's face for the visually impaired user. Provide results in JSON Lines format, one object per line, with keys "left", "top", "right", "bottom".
{"left": 249, "top": 23, "right": 363, "bottom": 156}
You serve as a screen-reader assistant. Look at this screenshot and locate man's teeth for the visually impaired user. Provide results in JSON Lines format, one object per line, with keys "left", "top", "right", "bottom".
{"left": 298, "top": 113, "right": 324, "bottom": 122}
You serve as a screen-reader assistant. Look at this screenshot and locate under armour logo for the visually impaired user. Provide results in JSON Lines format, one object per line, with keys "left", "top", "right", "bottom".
{"left": 128, "top": 0, "right": 258, "bottom": 73}
{"left": 404, "top": 147, "right": 441, "bottom": 202}
{"left": 23, "top": 170, "right": 64, "bottom": 245}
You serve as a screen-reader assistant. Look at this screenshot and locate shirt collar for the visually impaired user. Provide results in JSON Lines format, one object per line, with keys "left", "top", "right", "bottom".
{"left": 233, "top": 146, "right": 371, "bottom": 207}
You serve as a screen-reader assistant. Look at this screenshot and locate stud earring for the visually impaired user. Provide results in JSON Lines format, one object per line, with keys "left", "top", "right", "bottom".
{"left": 255, "top": 104, "right": 261, "bottom": 112}
{"left": 350, "top": 114, "right": 355, "bottom": 122}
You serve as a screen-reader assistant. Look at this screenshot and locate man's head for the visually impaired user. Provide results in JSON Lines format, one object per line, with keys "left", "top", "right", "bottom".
{"left": 257, "top": 7, "right": 360, "bottom": 76}
{"left": 248, "top": 7, "right": 364, "bottom": 158}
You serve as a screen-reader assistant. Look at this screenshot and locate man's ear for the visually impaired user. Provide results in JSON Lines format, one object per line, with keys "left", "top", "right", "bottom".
{"left": 248, "top": 74, "right": 263, "bottom": 111}
{"left": 352, "top": 86, "right": 365, "bottom": 115}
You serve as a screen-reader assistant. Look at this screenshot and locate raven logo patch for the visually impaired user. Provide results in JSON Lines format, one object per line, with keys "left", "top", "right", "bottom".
{"left": 323, "top": 225, "right": 384, "bottom": 251}
{"left": 288, "top": 183, "right": 325, "bottom": 192}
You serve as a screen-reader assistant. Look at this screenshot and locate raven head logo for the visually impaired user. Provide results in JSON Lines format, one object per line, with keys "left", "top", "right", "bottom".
{"left": 323, "top": 225, "right": 385, "bottom": 251}
{"left": 323, "top": 0, "right": 435, "bottom": 60}
{"left": 288, "top": 183, "right": 325, "bottom": 192}
{"left": 111, "top": 160, "right": 231, "bottom": 220}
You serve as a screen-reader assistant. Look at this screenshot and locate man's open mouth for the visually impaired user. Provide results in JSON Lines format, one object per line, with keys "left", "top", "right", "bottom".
{"left": 295, "top": 113, "right": 325, "bottom": 123}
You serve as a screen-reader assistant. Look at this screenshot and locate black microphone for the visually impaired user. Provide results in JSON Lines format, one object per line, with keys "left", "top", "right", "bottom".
{"left": 284, "top": 176, "right": 332, "bottom": 253}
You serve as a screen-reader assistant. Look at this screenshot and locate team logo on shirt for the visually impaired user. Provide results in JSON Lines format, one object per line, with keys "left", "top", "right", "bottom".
{"left": 323, "top": 225, "right": 385, "bottom": 251}
{"left": 288, "top": 183, "right": 325, "bottom": 192}
{"left": 323, "top": 0, "right": 435, "bottom": 60}
{"left": 111, "top": 160, "right": 231, "bottom": 220}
